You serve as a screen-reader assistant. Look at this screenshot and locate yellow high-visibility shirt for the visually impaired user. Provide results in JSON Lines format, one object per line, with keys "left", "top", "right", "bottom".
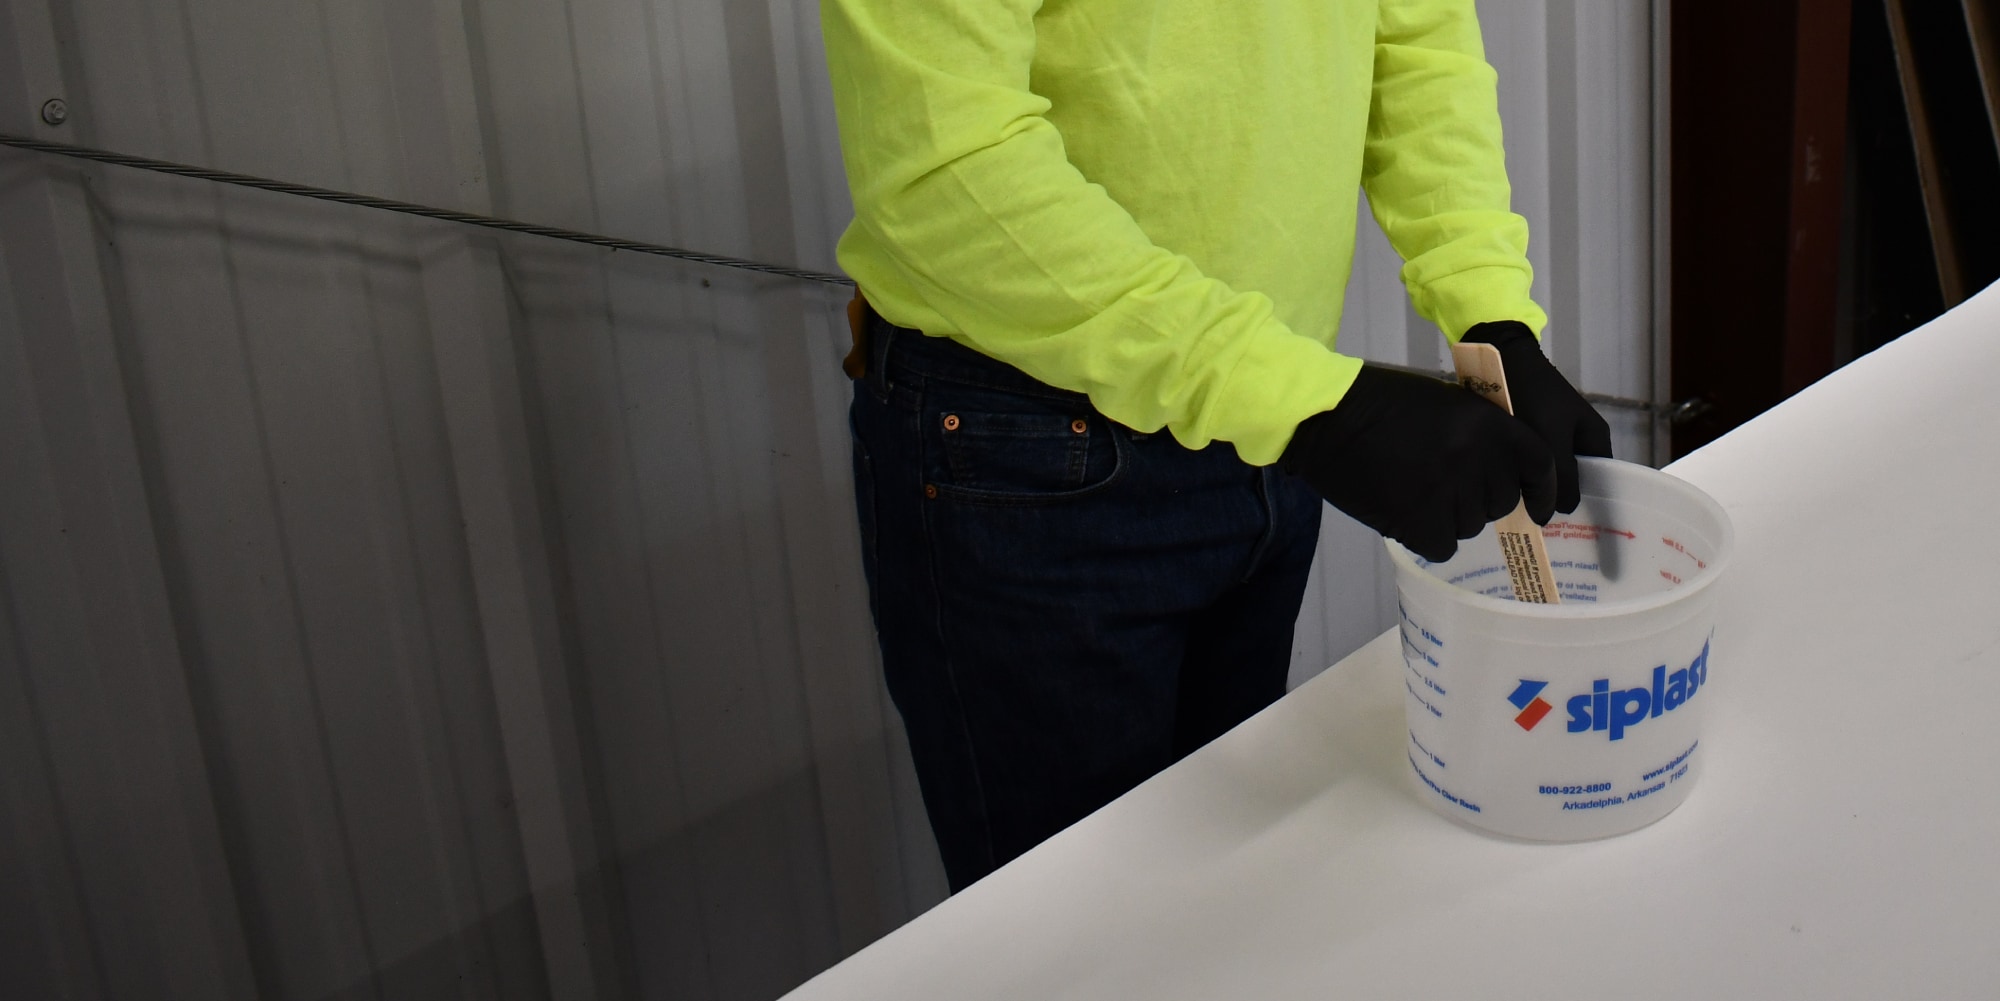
{"left": 822, "top": 0, "right": 1545, "bottom": 465}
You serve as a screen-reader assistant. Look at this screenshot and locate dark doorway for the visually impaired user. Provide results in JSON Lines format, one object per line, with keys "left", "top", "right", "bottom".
{"left": 1670, "top": 0, "right": 2000, "bottom": 457}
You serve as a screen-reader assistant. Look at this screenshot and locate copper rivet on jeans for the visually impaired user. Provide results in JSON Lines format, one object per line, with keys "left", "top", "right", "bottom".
{"left": 924, "top": 484, "right": 938, "bottom": 499}
{"left": 942, "top": 414, "right": 960, "bottom": 431}
{"left": 1070, "top": 419, "right": 1087, "bottom": 434}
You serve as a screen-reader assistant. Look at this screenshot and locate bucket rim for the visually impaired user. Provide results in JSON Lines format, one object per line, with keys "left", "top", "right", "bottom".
{"left": 1381, "top": 457, "right": 1736, "bottom": 620}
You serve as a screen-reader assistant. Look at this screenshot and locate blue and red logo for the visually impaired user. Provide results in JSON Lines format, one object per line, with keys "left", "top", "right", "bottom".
{"left": 1508, "top": 679, "right": 1554, "bottom": 730}
{"left": 1503, "top": 640, "right": 1712, "bottom": 741}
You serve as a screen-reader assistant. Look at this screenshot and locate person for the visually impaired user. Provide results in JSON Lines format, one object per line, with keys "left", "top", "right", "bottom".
{"left": 821, "top": 0, "right": 1613, "bottom": 891}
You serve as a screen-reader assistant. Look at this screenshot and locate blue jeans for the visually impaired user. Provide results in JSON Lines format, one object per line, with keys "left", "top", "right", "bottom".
{"left": 849, "top": 313, "right": 1323, "bottom": 891}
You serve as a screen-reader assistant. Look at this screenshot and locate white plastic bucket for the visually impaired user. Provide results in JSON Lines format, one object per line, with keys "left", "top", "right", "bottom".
{"left": 1386, "top": 457, "right": 1734, "bottom": 841}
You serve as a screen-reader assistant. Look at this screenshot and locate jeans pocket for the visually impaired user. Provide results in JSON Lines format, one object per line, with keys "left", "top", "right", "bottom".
{"left": 923, "top": 388, "right": 1126, "bottom": 506}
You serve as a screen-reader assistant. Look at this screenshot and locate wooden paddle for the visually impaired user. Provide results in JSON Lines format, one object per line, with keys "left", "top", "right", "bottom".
{"left": 1449, "top": 341, "right": 1561, "bottom": 604}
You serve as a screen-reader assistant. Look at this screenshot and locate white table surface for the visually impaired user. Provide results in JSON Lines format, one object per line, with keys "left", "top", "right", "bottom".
{"left": 785, "top": 280, "right": 2000, "bottom": 1000}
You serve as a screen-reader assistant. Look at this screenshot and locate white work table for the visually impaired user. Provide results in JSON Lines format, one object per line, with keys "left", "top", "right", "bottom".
{"left": 784, "top": 281, "right": 2000, "bottom": 1000}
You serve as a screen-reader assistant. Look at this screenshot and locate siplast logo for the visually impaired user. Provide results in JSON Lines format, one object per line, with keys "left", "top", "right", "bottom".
{"left": 1505, "top": 639, "right": 1712, "bottom": 741}
{"left": 1507, "top": 680, "right": 1555, "bottom": 730}
{"left": 1567, "top": 640, "right": 1710, "bottom": 741}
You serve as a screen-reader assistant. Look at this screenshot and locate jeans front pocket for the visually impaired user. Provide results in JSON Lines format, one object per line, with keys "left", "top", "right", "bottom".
{"left": 922, "top": 384, "right": 1125, "bottom": 506}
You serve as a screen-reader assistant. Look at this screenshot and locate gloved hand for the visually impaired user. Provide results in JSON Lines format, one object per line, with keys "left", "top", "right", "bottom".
{"left": 1461, "top": 320, "right": 1613, "bottom": 513}
{"left": 1281, "top": 365, "right": 1558, "bottom": 562}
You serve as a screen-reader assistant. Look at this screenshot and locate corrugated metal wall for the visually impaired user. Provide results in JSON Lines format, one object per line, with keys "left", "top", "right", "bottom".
{"left": 0, "top": 2, "right": 1657, "bottom": 999}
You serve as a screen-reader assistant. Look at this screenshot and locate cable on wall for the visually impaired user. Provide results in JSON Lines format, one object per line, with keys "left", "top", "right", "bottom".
{"left": 0, "top": 131, "right": 856, "bottom": 287}
{"left": 0, "top": 131, "right": 1660, "bottom": 415}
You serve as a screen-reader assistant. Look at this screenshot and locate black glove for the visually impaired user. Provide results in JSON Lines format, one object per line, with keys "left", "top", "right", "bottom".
{"left": 1461, "top": 321, "right": 1613, "bottom": 514}
{"left": 1281, "top": 365, "right": 1557, "bottom": 562}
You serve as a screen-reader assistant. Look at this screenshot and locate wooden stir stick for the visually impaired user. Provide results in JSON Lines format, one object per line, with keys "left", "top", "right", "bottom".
{"left": 1449, "top": 341, "right": 1561, "bottom": 604}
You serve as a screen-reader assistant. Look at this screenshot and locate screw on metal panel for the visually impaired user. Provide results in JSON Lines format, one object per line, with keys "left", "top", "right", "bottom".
{"left": 1667, "top": 396, "right": 1715, "bottom": 426}
{"left": 41, "top": 99, "right": 69, "bottom": 126}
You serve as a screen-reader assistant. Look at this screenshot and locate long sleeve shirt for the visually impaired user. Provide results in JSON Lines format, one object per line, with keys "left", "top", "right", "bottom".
{"left": 821, "top": 0, "right": 1545, "bottom": 465}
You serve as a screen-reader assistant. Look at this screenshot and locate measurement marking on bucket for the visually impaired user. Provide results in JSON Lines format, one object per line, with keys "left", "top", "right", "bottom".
{"left": 1406, "top": 679, "right": 1443, "bottom": 719}
{"left": 1661, "top": 536, "right": 1708, "bottom": 568}
{"left": 1400, "top": 627, "right": 1440, "bottom": 668}
{"left": 1404, "top": 658, "right": 1446, "bottom": 697}
{"left": 1398, "top": 603, "right": 1443, "bottom": 646}
{"left": 1409, "top": 730, "right": 1447, "bottom": 770}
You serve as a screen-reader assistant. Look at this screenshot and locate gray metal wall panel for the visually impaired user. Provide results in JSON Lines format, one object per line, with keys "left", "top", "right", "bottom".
{"left": 1, "top": 2, "right": 1655, "bottom": 998}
